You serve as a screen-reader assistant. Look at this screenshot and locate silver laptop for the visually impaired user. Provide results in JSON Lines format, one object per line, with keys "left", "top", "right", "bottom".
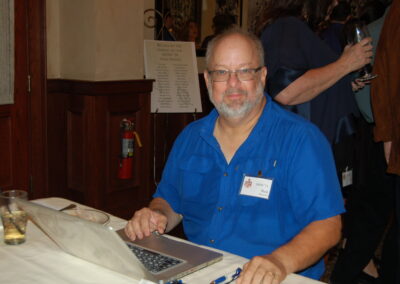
{"left": 17, "top": 199, "right": 223, "bottom": 284}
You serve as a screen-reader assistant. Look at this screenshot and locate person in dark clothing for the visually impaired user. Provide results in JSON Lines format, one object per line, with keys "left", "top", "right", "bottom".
{"left": 257, "top": 0, "right": 371, "bottom": 145}
{"left": 328, "top": 2, "right": 397, "bottom": 283}
{"left": 321, "top": 1, "right": 352, "bottom": 54}
{"left": 371, "top": 0, "right": 400, "bottom": 282}
{"left": 200, "top": 14, "right": 236, "bottom": 49}
{"left": 360, "top": 0, "right": 386, "bottom": 24}
{"left": 257, "top": 0, "right": 372, "bottom": 202}
{"left": 157, "top": 11, "right": 176, "bottom": 41}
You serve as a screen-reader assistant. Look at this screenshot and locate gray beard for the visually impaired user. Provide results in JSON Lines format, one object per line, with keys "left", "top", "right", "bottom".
{"left": 208, "top": 82, "right": 264, "bottom": 118}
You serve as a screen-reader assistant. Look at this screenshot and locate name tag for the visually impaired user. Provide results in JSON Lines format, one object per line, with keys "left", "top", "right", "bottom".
{"left": 341, "top": 167, "right": 353, "bottom": 187}
{"left": 239, "top": 175, "right": 273, "bottom": 200}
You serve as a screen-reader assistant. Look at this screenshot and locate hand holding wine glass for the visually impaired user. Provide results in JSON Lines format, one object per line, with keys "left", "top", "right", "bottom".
{"left": 345, "top": 20, "right": 377, "bottom": 81}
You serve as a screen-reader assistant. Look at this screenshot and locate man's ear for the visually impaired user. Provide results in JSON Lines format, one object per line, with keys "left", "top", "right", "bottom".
{"left": 260, "top": 66, "right": 267, "bottom": 86}
{"left": 204, "top": 70, "right": 210, "bottom": 86}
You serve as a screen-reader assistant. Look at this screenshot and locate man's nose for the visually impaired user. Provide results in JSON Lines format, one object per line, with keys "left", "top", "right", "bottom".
{"left": 226, "top": 71, "right": 240, "bottom": 86}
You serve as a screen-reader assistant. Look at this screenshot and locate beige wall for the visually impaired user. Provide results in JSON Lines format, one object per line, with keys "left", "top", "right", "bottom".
{"left": 46, "top": 0, "right": 61, "bottom": 78}
{"left": 45, "top": 0, "right": 250, "bottom": 80}
{"left": 47, "top": 0, "right": 145, "bottom": 81}
{"left": 143, "top": 1, "right": 155, "bottom": 40}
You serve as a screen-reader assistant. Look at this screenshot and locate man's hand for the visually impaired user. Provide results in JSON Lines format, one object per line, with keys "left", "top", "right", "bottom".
{"left": 351, "top": 78, "right": 367, "bottom": 92}
{"left": 384, "top": 141, "right": 392, "bottom": 164}
{"left": 236, "top": 254, "right": 288, "bottom": 284}
{"left": 124, "top": 208, "right": 168, "bottom": 241}
{"left": 340, "top": 38, "right": 373, "bottom": 73}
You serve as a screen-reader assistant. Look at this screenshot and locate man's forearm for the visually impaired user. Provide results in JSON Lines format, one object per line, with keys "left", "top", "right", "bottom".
{"left": 270, "top": 215, "right": 342, "bottom": 274}
{"left": 275, "top": 39, "right": 372, "bottom": 106}
{"left": 275, "top": 60, "right": 349, "bottom": 106}
{"left": 149, "top": 197, "right": 182, "bottom": 232}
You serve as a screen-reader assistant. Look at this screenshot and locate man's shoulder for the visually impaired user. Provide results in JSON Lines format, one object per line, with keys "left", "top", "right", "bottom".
{"left": 175, "top": 110, "right": 216, "bottom": 138}
{"left": 267, "top": 100, "right": 326, "bottom": 141}
{"left": 268, "top": 99, "right": 310, "bottom": 126}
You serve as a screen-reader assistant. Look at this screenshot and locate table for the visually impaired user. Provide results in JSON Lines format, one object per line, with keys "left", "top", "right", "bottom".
{"left": 0, "top": 197, "right": 325, "bottom": 283}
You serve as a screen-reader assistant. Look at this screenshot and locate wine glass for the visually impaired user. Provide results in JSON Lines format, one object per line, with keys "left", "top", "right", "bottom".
{"left": 346, "top": 20, "right": 377, "bottom": 81}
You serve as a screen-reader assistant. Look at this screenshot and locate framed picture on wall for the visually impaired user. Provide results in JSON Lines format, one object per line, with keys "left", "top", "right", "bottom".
{"left": 154, "top": 0, "right": 244, "bottom": 49}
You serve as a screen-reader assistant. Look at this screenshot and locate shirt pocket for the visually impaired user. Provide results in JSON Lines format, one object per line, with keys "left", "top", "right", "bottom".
{"left": 178, "top": 155, "right": 214, "bottom": 201}
{"left": 237, "top": 158, "right": 282, "bottom": 207}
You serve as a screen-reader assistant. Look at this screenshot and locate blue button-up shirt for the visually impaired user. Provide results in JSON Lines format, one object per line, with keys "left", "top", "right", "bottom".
{"left": 154, "top": 95, "right": 344, "bottom": 279}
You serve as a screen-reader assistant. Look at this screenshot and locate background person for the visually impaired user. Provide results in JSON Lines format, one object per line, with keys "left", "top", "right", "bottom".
{"left": 370, "top": 0, "right": 400, "bottom": 282}
{"left": 200, "top": 13, "right": 236, "bottom": 49}
{"left": 178, "top": 20, "right": 200, "bottom": 49}
{"left": 257, "top": 0, "right": 373, "bottom": 204}
{"left": 320, "top": 0, "right": 352, "bottom": 55}
{"left": 257, "top": 0, "right": 371, "bottom": 144}
{"left": 125, "top": 28, "right": 345, "bottom": 283}
{"left": 329, "top": 1, "right": 397, "bottom": 283}
{"left": 157, "top": 10, "right": 176, "bottom": 41}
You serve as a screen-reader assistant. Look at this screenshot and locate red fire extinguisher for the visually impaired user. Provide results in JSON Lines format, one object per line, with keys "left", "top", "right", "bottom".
{"left": 118, "top": 119, "right": 142, "bottom": 179}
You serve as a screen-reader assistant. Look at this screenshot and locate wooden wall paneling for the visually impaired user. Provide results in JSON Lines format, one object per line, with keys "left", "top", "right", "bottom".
{"left": 0, "top": 0, "right": 31, "bottom": 192}
{"left": 66, "top": 94, "right": 85, "bottom": 202}
{"left": 27, "top": 0, "right": 48, "bottom": 198}
{"left": 0, "top": 112, "right": 12, "bottom": 187}
{"left": 87, "top": 95, "right": 108, "bottom": 208}
{"left": 46, "top": 77, "right": 213, "bottom": 221}
{"left": 46, "top": 90, "right": 68, "bottom": 199}
{"left": 47, "top": 79, "right": 154, "bottom": 219}
{"left": 11, "top": 3, "right": 30, "bottom": 191}
{"left": 106, "top": 93, "right": 154, "bottom": 219}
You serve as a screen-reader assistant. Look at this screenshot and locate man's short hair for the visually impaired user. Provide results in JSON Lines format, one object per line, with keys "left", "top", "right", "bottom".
{"left": 205, "top": 27, "right": 265, "bottom": 69}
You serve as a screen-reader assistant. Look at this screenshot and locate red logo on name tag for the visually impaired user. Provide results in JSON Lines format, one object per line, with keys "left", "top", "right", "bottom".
{"left": 244, "top": 178, "right": 252, "bottom": 188}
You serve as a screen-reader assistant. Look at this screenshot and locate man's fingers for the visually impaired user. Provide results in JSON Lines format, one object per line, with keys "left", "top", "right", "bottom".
{"left": 263, "top": 271, "right": 275, "bottom": 283}
{"left": 125, "top": 208, "right": 166, "bottom": 241}
{"left": 236, "top": 255, "right": 287, "bottom": 284}
{"left": 149, "top": 211, "right": 167, "bottom": 234}
{"left": 124, "top": 222, "right": 136, "bottom": 240}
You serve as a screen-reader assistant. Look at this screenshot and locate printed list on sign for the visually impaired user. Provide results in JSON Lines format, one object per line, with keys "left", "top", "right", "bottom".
{"left": 144, "top": 40, "right": 202, "bottom": 113}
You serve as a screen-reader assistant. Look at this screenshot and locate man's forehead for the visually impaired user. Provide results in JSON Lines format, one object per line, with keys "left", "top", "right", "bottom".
{"left": 210, "top": 34, "right": 257, "bottom": 67}
{"left": 216, "top": 33, "right": 251, "bottom": 49}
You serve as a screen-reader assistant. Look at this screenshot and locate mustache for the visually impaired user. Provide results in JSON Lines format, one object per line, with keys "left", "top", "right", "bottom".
{"left": 223, "top": 88, "right": 248, "bottom": 96}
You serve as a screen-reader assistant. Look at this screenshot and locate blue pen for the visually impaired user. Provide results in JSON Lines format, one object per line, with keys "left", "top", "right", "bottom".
{"left": 166, "top": 280, "right": 183, "bottom": 284}
{"left": 210, "top": 267, "right": 242, "bottom": 284}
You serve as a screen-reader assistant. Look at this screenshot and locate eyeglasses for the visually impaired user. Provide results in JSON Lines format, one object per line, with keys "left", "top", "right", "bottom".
{"left": 207, "top": 67, "right": 263, "bottom": 82}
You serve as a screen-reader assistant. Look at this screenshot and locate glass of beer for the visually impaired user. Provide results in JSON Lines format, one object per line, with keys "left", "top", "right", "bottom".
{"left": 0, "top": 190, "right": 28, "bottom": 245}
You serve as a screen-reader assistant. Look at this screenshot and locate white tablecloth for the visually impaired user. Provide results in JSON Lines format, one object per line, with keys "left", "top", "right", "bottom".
{"left": 0, "top": 197, "right": 325, "bottom": 283}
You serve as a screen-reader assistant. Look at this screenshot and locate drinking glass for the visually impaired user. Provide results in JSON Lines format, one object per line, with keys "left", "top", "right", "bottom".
{"left": 0, "top": 190, "right": 28, "bottom": 245}
{"left": 346, "top": 20, "right": 377, "bottom": 81}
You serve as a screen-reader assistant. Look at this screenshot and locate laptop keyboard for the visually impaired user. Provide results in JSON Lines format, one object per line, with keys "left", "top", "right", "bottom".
{"left": 126, "top": 243, "right": 183, "bottom": 274}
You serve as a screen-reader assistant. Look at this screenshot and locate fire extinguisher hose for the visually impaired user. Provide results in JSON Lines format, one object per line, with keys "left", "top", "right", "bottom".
{"left": 133, "top": 131, "right": 143, "bottom": 147}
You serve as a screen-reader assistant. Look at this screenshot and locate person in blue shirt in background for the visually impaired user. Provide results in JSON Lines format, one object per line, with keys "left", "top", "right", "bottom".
{"left": 125, "top": 28, "right": 345, "bottom": 283}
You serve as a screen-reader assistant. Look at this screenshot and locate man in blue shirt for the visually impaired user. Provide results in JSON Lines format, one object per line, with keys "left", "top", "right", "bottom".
{"left": 125, "top": 28, "right": 344, "bottom": 283}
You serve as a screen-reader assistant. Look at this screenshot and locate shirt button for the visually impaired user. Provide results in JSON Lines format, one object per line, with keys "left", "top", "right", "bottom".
{"left": 223, "top": 172, "right": 228, "bottom": 176}
{"left": 235, "top": 166, "right": 239, "bottom": 171}
{"left": 210, "top": 239, "right": 215, "bottom": 243}
{"left": 217, "top": 207, "right": 223, "bottom": 211}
